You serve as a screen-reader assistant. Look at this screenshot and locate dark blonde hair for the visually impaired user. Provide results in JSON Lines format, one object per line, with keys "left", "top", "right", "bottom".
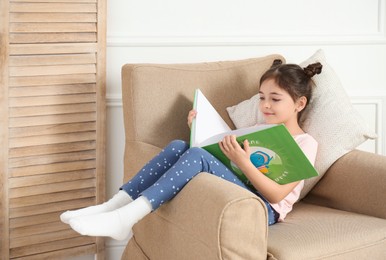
{"left": 260, "top": 60, "right": 323, "bottom": 118}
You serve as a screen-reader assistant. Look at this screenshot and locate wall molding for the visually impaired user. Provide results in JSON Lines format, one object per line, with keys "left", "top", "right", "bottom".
{"left": 106, "top": 94, "right": 123, "bottom": 107}
{"left": 107, "top": 34, "right": 386, "bottom": 47}
{"left": 351, "top": 97, "right": 384, "bottom": 154}
{"left": 107, "top": 94, "right": 386, "bottom": 107}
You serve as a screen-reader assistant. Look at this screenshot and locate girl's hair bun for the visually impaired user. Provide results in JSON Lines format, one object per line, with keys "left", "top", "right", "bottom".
{"left": 271, "top": 59, "right": 283, "bottom": 68}
{"left": 303, "top": 62, "right": 323, "bottom": 78}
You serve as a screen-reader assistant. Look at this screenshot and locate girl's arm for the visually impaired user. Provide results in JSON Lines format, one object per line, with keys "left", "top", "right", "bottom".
{"left": 219, "top": 135, "right": 300, "bottom": 204}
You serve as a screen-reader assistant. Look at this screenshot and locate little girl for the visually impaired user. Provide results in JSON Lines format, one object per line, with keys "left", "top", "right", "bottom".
{"left": 61, "top": 61, "right": 322, "bottom": 240}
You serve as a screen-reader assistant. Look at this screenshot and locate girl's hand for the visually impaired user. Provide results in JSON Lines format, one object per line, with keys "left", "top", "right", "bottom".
{"left": 219, "top": 135, "right": 251, "bottom": 167}
{"left": 187, "top": 109, "right": 197, "bottom": 129}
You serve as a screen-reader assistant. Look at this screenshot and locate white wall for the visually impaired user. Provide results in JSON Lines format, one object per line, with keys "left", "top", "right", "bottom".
{"left": 77, "top": 0, "right": 386, "bottom": 258}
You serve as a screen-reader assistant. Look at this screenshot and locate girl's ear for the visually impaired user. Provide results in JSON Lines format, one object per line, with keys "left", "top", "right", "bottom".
{"left": 296, "top": 96, "right": 307, "bottom": 112}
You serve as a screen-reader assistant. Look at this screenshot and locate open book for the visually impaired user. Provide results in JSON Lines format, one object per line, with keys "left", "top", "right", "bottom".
{"left": 190, "top": 89, "right": 318, "bottom": 186}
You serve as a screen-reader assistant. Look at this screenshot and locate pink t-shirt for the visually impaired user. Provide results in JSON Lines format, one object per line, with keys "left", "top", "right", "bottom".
{"left": 270, "top": 133, "right": 318, "bottom": 221}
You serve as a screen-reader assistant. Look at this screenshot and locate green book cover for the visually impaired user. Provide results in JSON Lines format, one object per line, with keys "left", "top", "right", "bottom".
{"left": 190, "top": 89, "right": 318, "bottom": 186}
{"left": 201, "top": 124, "right": 318, "bottom": 186}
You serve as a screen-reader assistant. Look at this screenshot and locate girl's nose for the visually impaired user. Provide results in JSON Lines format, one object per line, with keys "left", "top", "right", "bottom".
{"left": 263, "top": 100, "right": 270, "bottom": 108}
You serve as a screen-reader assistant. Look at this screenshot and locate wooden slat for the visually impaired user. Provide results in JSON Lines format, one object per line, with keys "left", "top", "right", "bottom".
{"left": 10, "top": 122, "right": 96, "bottom": 138}
{"left": 9, "top": 84, "right": 96, "bottom": 97}
{"left": 10, "top": 115, "right": 96, "bottom": 130}
{"left": 10, "top": 236, "right": 95, "bottom": 259}
{"left": 9, "top": 113, "right": 96, "bottom": 128}
{"left": 9, "top": 64, "right": 96, "bottom": 77}
{"left": 10, "top": 3, "right": 97, "bottom": 13}
{"left": 9, "top": 131, "right": 96, "bottom": 148}
{"left": 10, "top": 121, "right": 95, "bottom": 136}
{"left": 9, "top": 73, "right": 96, "bottom": 87}
{"left": 9, "top": 93, "right": 96, "bottom": 107}
{"left": 9, "top": 150, "right": 96, "bottom": 168}
{"left": 11, "top": 0, "right": 97, "bottom": 3}
{"left": 10, "top": 188, "right": 96, "bottom": 208}
{"left": 10, "top": 103, "right": 96, "bottom": 117}
{"left": 10, "top": 22, "right": 97, "bottom": 33}
{"left": 10, "top": 32, "right": 97, "bottom": 44}
{"left": 9, "top": 160, "right": 96, "bottom": 177}
{"left": 10, "top": 211, "right": 61, "bottom": 229}
{"left": 9, "top": 54, "right": 96, "bottom": 66}
{"left": 9, "top": 169, "right": 95, "bottom": 188}
{"left": 10, "top": 229, "right": 80, "bottom": 249}
{"left": 11, "top": 220, "right": 68, "bottom": 238}
{"left": 9, "top": 141, "right": 96, "bottom": 158}
{"left": 10, "top": 12, "right": 97, "bottom": 23}
{"left": 9, "top": 179, "right": 96, "bottom": 199}
{"left": 9, "top": 43, "right": 97, "bottom": 55}
{"left": 9, "top": 197, "right": 96, "bottom": 218}
{"left": 11, "top": 244, "right": 96, "bottom": 260}
{"left": 10, "top": 146, "right": 95, "bottom": 166}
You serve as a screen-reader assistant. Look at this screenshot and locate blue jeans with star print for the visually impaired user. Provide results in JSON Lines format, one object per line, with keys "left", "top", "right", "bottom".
{"left": 120, "top": 140, "right": 279, "bottom": 225}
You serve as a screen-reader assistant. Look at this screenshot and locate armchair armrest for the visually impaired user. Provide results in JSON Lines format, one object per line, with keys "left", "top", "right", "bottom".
{"left": 123, "top": 173, "right": 268, "bottom": 260}
{"left": 304, "top": 150, "right": 386, "bottom": 219}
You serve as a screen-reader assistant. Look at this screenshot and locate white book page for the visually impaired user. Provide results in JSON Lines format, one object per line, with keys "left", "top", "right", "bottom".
{"left": 199, "top": 124, "right": 275, "bottom": 147}
{"left": 191, "top": 89, "right": 231, "bottom": 147}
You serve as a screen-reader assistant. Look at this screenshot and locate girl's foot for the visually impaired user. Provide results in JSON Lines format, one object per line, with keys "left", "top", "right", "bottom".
{"left": 68, "top": 196, "right": 152, "bottom": 240}
{"left": 60, "top": 190, "right": 133, "bottom": 224}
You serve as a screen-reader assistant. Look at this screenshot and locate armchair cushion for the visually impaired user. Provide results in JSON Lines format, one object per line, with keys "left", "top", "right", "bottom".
{"left": 268, "top": 202, "right": 386, "bottom": 260}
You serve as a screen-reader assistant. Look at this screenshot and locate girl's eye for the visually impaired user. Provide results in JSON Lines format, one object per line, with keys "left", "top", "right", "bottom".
{"left": 272, "top": 99, "right": 281, "bottom": 102}
{"left": 259, "top": 96, "right": 265, "bottom": 101}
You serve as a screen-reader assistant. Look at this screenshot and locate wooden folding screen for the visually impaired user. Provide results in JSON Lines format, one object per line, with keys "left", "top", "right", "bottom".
{"left": 1, "top": 0, "right": 106, "bottom": 259}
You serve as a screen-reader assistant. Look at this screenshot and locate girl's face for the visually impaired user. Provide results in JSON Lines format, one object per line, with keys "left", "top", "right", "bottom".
{"left": 258, "top": 79, "right": 306, "bottom": 127}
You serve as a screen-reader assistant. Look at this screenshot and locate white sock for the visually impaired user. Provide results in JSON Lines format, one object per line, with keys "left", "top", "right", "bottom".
{"left": 60, "top": 190, "right": 133, "bottom": 224}
{"left": 68, "top": 196, "right": 152, "bottom": 240}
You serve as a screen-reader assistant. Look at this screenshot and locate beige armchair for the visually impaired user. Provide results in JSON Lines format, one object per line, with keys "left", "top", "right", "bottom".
{"left": 119, "top": 55, "right": 386, "bottom": 259}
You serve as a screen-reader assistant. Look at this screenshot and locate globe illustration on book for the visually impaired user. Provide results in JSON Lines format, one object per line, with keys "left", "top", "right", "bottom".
{"left": 231, "top": 147, "right": 283, "bottom": 186}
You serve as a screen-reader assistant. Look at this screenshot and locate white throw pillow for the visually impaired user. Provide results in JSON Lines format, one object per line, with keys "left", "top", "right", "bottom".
{"left": 298, "top": 49, "right": 377, "bottom": 197}
{"left": 226, "top": 94, "right": 264, "bottom": 128}
{"left": 226, "top": 49, "right": 377, "bottom": 198}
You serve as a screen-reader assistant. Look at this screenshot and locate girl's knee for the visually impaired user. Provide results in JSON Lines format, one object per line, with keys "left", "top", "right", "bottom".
{"left": 169, "top": 139, "right": 187, "bottom": 145}
{"left": 169, "top": 139, "right": 189, "bottom": 146}
{"left": 187, "top": 147, "right": 211, "bottom": 158}
{"left": 168, "top": 140, "right": 188, "bottom": 148}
